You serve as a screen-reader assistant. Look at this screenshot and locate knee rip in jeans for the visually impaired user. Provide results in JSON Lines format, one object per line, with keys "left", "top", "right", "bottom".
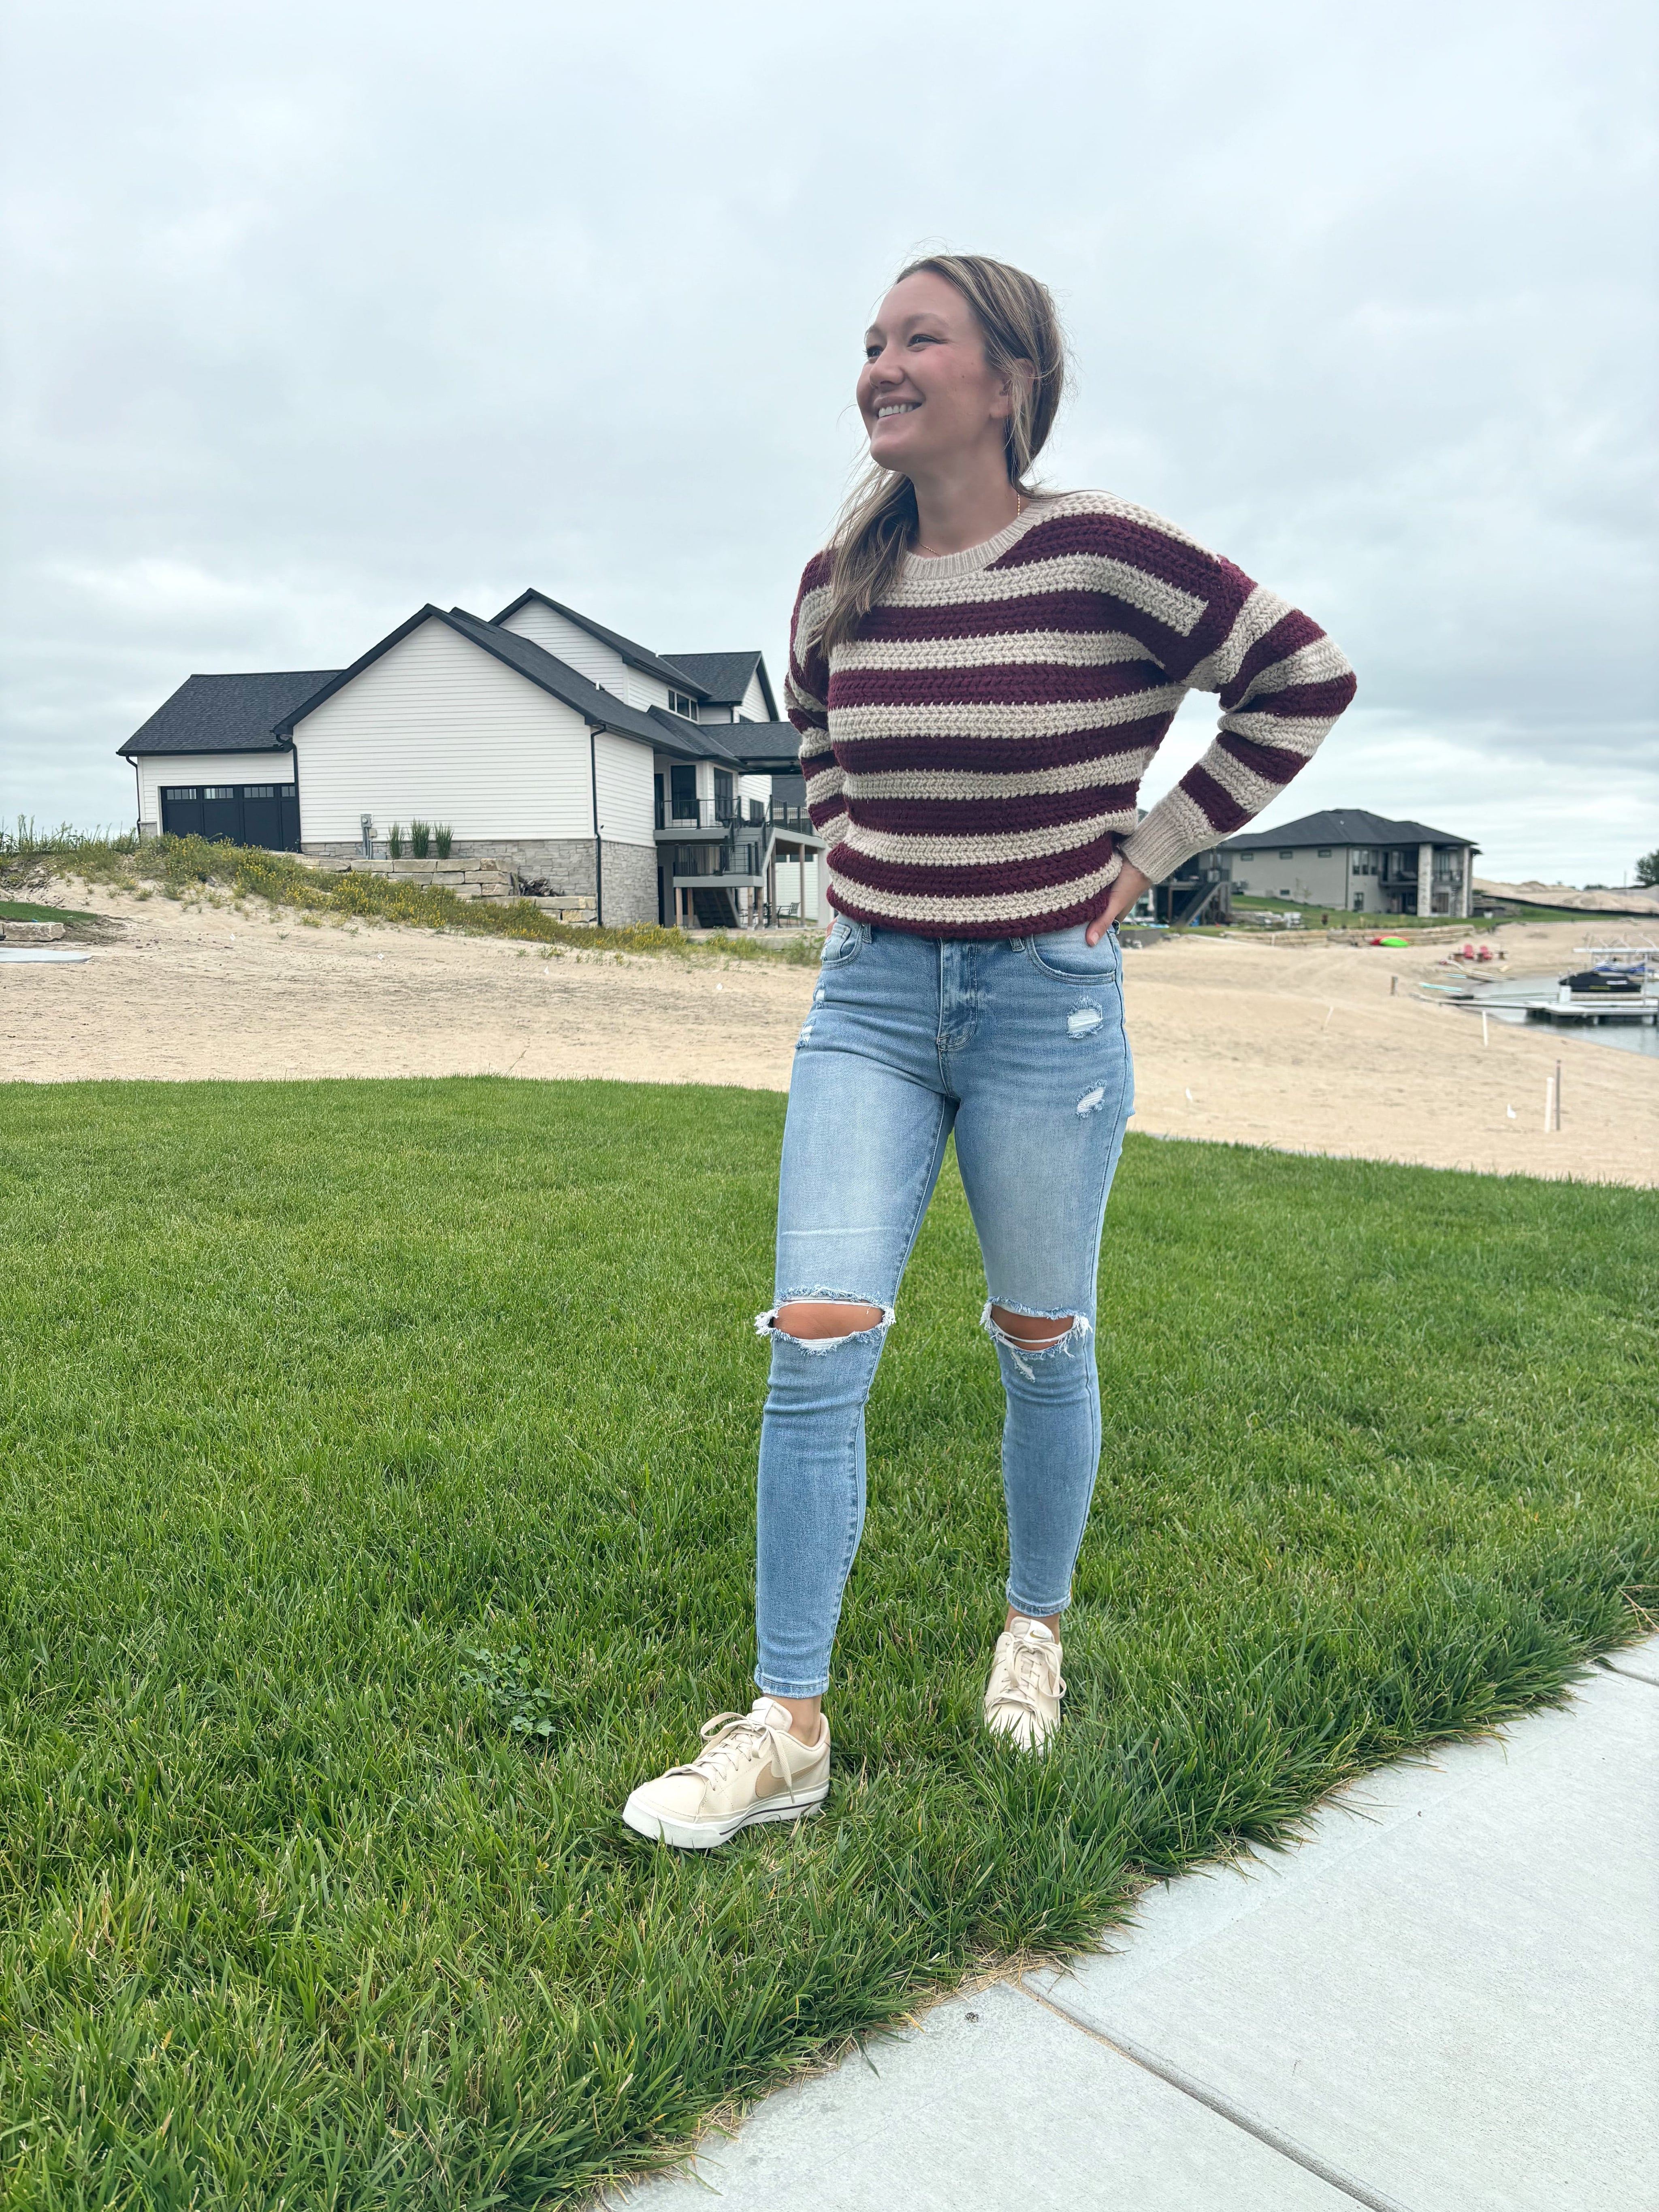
{"left": 982, "top": 1299, "right": 1090, "bottom": 1380}
{"left": 755, "top": 1292, "right": 896, "bottom": 1352}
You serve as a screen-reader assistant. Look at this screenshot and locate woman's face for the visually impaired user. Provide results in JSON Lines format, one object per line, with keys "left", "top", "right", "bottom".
{"left": 857, "top": 270, "right": 1013, "bottom": 476}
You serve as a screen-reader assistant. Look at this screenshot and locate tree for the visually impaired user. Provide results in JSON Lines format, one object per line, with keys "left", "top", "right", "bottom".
{"left": 1638, "top": 849, "right": 1659, "bottom": 887}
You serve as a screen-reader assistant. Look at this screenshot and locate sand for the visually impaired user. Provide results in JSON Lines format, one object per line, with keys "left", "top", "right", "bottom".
{"left": 3, "top": 885, "right": 1655, "bottom": 1187}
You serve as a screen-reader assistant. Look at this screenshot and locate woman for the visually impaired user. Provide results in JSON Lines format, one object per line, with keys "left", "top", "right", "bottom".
{"left": 623, "top": 254, "right": 1354, "bottom": 1849}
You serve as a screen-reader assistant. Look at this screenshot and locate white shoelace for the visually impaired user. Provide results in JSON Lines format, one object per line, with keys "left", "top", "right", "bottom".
{"left": 666, "top": 1711, "right": 785, "bottom": 1788}
{"left": 991, "top": 1637, "right": 1065, "bottom": 1722}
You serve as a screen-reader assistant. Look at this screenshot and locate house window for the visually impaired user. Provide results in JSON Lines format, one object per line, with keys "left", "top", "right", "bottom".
{"left": 1279, "top": 849, "right": 1294, "bottom": 859}
{"left": 669, "top": 691, "right": 699, "bottom": 720}
{"left": 714, "top": 770, "right": 734, "bottom": 821}
{"left": 670, "top": 764, "right": 697, "bottom": 820}
{"left": 161, "top": 787, "right": 198, "bottom": 801}
{"left": 204, "top": 786, "right": 235, "bottom": 799}
{"left": 1317, "top": 847, "right": 1331, "bottom": 856}
{"left": 243, "top": 785, "right": 275, "bottom": 798}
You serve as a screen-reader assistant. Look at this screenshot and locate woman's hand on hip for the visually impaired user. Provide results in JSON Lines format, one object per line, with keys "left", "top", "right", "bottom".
{"left": 1084, "top": 861, "right": 1152, "bottom": 946}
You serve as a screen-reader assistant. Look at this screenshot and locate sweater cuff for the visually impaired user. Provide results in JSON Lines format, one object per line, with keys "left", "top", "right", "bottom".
{"left": 1118, "top": 790, "right": 1218, "bottom": 886}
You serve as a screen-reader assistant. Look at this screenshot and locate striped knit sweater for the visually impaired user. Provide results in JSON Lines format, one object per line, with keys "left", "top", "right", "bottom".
{"left": 786, "top": 490, "right": 1356, "bottom": 938}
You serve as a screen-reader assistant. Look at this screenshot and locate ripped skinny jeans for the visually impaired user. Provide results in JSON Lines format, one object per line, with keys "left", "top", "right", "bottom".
{"left": 753, "top": 917, "right": 1134, "bottom": 1698}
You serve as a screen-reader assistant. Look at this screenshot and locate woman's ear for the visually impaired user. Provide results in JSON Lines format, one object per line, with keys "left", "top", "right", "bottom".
{"left": 993, "top": 358, "right": 1035, "bottom": 421}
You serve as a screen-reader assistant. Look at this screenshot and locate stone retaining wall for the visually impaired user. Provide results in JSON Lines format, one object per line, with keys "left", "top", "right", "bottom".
{"left": 0, "top": 919, "right": 65, "bottom": 942}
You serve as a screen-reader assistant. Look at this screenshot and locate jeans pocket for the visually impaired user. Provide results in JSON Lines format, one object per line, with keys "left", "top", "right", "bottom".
{"left": 1019, "top": 923, "right": 1120, "bottom": 984}
{"left": 818, "top": 918, "right": 868, "bottom": 969}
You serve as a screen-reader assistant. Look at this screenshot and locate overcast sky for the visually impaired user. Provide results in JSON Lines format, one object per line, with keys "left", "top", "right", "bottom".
{"left": 3, "top": 0, "right": 1654, "bottom": 881}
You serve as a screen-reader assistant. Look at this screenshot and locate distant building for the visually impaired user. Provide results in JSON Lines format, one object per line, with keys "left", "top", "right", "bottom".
{"left": 1220, "top": 810, "right": 1479, "bottom": 919}
{"left": 116, "top": 593, "right": 823, "bottom": 929}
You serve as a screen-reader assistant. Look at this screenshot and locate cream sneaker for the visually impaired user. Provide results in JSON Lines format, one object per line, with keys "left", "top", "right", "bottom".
{"left": 984, "top": 1617, "right": 1066, "bottom": 1751}
{"left": 622, "top": 1697, "right": 831, "bottom": 1850}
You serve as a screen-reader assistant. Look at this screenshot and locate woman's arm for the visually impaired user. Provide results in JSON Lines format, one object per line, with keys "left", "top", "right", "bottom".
{"left": 1082, "top": 507, "right": 1357, "bottom": 941}
{"left": 786, "top": 555, "right": 850, "bottom": 848}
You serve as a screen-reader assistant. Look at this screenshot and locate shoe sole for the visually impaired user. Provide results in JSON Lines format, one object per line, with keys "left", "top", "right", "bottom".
{"left": 621, "top": 1781, "right": 830, "bottom": 1851}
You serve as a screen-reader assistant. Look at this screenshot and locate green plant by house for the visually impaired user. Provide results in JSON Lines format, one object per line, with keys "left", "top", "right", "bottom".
{"left": 386, "top": 822, "right": 405, "bottom": 858}
{"left": 410, "top": 820, "right": 431, "bottom": 858}
{"left": 433, "top": 823, "right": 453, "bottom": 857}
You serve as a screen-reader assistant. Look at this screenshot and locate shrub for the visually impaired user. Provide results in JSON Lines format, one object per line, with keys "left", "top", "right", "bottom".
{"left": 433, "top": 824, "right": 453, "bottom": 857}
{"left": 386, "top": 823, "right": 405, "bottom": 858}
{"left": 410, "top": 820, "right": 431, "bottom": 858}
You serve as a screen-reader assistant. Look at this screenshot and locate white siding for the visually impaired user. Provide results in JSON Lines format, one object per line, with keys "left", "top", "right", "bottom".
{"left": 738, "top": 774, "right": 773, "bottom": 804}
{"left": 290, "top": 616, "right": 597, "bottom": 843}
{"left": 593, "top": 729, "right": 654, "bottom": 845}
{"left": 626, "top": 667, "right": 672, "bottom": 712}
{"left": 498, "top": 601, "right": 629, "bottom": 695}
{"left": 135, "top": 751, "right": 295, "bottom": 825}
{"left": 737, "top": 670, "right": 770, "bottom": 722}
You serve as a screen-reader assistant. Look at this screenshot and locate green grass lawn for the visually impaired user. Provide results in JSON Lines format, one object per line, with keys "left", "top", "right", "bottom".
{"left": 1, "top": 1081, "right": 1654, "bottom": 2208}
{"left": 0, "top": 901, "right": 100, "bottom": 926}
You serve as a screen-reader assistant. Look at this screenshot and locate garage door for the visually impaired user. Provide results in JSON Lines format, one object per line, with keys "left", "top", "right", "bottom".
{"left": 160, "top": 783, "right": 300, "bottom": 850}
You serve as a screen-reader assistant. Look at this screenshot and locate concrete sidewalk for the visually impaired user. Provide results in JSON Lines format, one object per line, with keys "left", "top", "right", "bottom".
{"left": 614, "top": 1638, "right": 1659, "bottom": 2211}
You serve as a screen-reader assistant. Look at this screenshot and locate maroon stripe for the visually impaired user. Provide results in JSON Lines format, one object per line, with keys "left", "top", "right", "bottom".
{"left": 1179, "top": 764, "right": 1251, "bottom": 836}
{"left": 990, "top": 511, "right": 1239, "bottom": 602}
{"left": 831, "top": 727, "right": 1171, "bottom": 780}
{"left": 857, "top": 589, "right": 1164, "bottom": 643}
{"left": 847, "top": 784, "right": 1137, "bottom": 836}
{"left": 809, "top": 804, "right": 849, "bottom": 833}
{"left": 827, "top": 660, "right": 1178, "bottom": 710}
{"left": 1236, "top": 672, "right": 1358, "bottom": 721}
{"left": 1158, "top": 557, "right": 1254, "bottom": 682}
{"left": 1215, "top": 731, "right": 1310, "bottom": 786}
{"left": 830, "top": 831, "right": 1118, "bottom": 899}
{"left": 1218, "top": 610, "right": 1323, "bottom": 709}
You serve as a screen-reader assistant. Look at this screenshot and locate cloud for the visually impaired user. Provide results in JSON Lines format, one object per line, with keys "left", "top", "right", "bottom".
{"left": 2, "top": 0, "right": 1654, "bottom": 879}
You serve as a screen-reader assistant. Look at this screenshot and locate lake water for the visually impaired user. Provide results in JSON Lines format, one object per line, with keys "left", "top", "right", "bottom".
{"left": 1454, "top": 972, "right": 1659, "bottom": 1060}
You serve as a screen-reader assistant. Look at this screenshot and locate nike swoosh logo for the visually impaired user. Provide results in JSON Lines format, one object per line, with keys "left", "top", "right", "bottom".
{"left": 753, "top": 1760, "right": 787, "bottom": 1800}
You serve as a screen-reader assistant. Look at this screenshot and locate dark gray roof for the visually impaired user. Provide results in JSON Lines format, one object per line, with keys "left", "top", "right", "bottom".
{"left": 1221, "top": 809, "right": 1479, "bottom": 852}
{"left": 490, "top": 589, "right": 706, "bottom": 695}
{"left": 715, "top": 721, "right": 802, "bottom": 773}
{"left": 118, "top": 670, "right": 334, "bottom": 757}
{"left": 660, "top": 649, "right": 778, "bottom": 719}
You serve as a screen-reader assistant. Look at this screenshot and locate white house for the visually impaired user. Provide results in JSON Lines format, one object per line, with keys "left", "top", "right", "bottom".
{"left": 118, "top": 593, "right": 823, "bottom": 928}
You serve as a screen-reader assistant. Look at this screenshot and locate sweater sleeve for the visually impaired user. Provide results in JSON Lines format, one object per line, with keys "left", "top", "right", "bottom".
{"left": 785, "top": 552, "right": 850, "bottom": 847}
{"left": 1115, "top": 531, "right": 1356, "bottom": 887}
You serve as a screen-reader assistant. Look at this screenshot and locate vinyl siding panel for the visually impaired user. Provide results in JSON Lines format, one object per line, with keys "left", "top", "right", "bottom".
{"left": 291, "top": 616, "right": 595, "bottom": 843}
{"left": 498, "top": 602, "right": 629, "bottom": 696}
{"left": 738, "top": 671, "right": 769, "bottom": 722}
{"left": 136, "top": 752, "right": 295, "bottom": 825}
{"left": 593, "top": 729, "right": 654, "bottom": 845}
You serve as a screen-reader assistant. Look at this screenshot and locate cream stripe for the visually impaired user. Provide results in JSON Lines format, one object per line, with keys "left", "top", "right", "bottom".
{"left": 843, "top": 752, "right": 1156, "bottom": 801}
{"left": 831, "top": 687, "right": 1183, "bottom": 742}
{"left": 1221, "top": 708, "right": 1328, "bottom": 755}
{"left": 1183, "top": 586, "right": 1291, "bottom": 692}
{"left": 840, "top": 813, "right": 1121, "bottom": 867}
{"left": 1199, "top": 745, "right": 1286, "bottom": 815}
{"left": 832, "top": 629, "right": 1153, "bottom": 674}
{"left": 1230, "top": 632, "right": 1351, "bottom": 705}
{"left": 1118, "top": 788, "right": 1215, "bottom": 884}
{"left": 880, "top": 553, "right": 1206, "bottom": 634}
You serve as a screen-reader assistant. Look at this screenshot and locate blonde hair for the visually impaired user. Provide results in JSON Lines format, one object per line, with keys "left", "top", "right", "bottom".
{"left": 817, "top": 254, "right": 1066, "bottom": 655}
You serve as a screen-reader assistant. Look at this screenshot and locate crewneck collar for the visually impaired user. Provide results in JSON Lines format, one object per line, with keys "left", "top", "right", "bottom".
{"left": 902, "top": 493, "right": 1062, "bottom": 578}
